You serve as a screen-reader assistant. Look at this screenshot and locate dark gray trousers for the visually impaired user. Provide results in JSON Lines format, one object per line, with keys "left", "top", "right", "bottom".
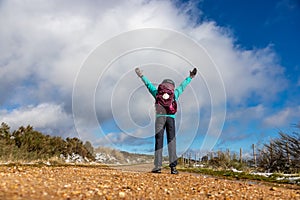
{"left": 154, "top": 116, "right": 177, "bottom": 168}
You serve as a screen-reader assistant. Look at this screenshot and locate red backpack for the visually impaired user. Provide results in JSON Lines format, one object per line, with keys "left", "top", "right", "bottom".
{"left": 155, "top": 80, "right": 177, "bottom": 115}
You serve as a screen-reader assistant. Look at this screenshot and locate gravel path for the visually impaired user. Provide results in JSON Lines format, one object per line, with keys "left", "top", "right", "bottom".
{"left": 0, "top": 165, "right": 299, "bottom": 199}
{"left": 110, "top": 163, "right": 154, "bottom": 173}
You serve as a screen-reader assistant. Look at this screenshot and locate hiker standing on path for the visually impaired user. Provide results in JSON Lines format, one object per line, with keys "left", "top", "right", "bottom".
{"left": 135, "top": 67, "right": 197, "bottom": 174}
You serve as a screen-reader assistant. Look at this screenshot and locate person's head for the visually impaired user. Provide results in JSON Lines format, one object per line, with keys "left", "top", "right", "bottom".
{"left": 162, "top": 79, "right": 175, "bottom": 87}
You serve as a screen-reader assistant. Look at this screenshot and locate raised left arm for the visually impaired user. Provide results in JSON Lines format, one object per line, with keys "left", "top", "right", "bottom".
{"left": 174, "top": 68, "right": 197, "bottom": 100}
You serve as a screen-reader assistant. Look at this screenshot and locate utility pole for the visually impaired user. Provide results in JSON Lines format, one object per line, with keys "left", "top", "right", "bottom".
{"left": 240, "top": 148, "right": 242, "bottom": 164}
{"left": 252, "top": 144, "right": 256, "bottom": 167}
{"left": 227, "top": 149, "right": 230, "bottom": 161}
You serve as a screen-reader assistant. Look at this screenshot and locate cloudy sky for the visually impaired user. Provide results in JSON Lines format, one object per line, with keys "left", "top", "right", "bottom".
{"left": 0, "top": 0, "right": 299, "bottom": 155}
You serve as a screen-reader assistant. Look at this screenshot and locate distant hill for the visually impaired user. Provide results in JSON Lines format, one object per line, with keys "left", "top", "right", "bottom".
{"left": 94, "top": 147, "right": 154, "bottom": 165}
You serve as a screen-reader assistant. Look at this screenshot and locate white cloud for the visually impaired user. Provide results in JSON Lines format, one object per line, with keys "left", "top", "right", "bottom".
{"left": 227, "top": 104, "right": 266, "bottom": 122}
{"left": 0, "top": 0, "right": 198, "bottom": 105}
{"left": 263, "top": 106, "right": 300, "bottom": 127}
{"left": 193, "top": 29, "right": 287, "bottom": 104}
{"left": 0, "top": 103, "right": 74, "bottom": 136}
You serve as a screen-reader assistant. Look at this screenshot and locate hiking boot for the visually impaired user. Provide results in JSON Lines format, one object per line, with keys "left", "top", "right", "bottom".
{"left": 151, "top": 167, "right": 161, "bottom": 173}
{"left": 170, "top": 167, "right": 178, "bottom": 174}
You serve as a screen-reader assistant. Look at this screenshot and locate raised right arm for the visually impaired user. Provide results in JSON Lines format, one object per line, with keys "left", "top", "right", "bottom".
{"left": 141, "top": 75, "right": 157, "bottom": 98}
{"left": 135, "top": 68, "right": 157, "bottom": 98}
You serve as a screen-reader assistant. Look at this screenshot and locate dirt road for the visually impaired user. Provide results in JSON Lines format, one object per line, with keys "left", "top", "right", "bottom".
{"left": 0, "top": 164, "right": 299, "bottom": 199}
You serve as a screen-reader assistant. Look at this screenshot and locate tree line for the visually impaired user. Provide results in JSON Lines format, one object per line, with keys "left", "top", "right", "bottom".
{"left": 258, "top": 126, "right": 300, "bottom": 173}
{"left": 0, "top": 122, "right": 94, "bottom": 162}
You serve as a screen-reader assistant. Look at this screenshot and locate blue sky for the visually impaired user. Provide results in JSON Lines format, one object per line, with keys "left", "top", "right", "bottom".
{"left": 0, "top": 0, "right": 299, "bottom": 157}
{"left": 200, "top": 0, "right": 300, "bottom": 82}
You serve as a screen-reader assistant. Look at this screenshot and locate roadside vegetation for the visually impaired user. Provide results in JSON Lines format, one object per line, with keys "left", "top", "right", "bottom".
{"left": 176, "top": 166, "right": 300, "bottom": 185}
{"left": 0, "top": 122, "right": 94, "bottom": 163}
{"left": 175, "top": 123, "right": 300, "bottom": 185}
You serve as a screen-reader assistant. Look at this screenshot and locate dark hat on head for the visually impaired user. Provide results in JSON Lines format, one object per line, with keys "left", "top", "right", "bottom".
{"left": 162, "top": 79, "right": 175, "bottom": 86}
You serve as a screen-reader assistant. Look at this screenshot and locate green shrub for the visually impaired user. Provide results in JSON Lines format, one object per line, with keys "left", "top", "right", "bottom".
{"left": 0, "top": 123, "right": 95, "bottom": 162}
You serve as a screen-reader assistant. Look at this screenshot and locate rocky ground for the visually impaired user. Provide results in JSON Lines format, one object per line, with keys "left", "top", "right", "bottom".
{"left": 0, "top": 164, "right": 299, "bottom": 199}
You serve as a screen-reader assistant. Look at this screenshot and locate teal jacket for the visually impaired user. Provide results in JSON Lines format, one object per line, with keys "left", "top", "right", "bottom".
{"left": 141, "top": 75, "right": 192, "bottom": 118}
